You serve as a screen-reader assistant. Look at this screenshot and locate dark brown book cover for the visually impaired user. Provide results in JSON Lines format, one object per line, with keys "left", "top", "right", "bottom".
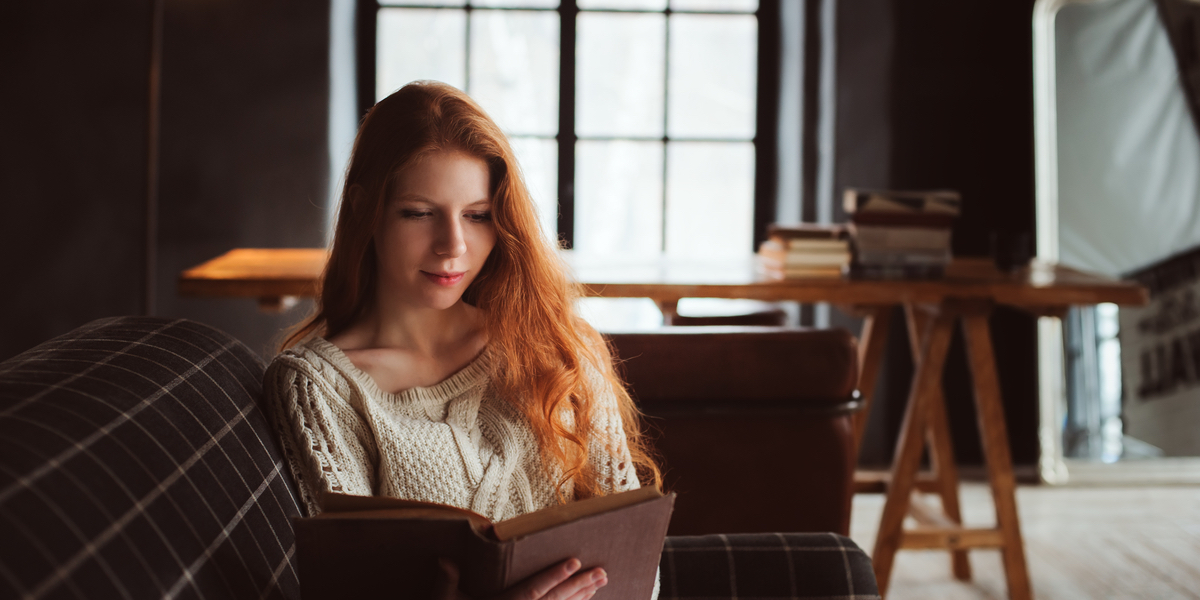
{"left": 294, "top": 487, "right": 674, "bottom": 600}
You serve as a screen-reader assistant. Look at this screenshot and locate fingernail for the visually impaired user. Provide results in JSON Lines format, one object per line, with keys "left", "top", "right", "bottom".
{"left": 566, "top": 559, "right": 581, "bottom": 574}
{"left": 592, "top": 569, "right": 607, "bottom": 582}
{"left": 595, "top": 577, "right": 608, "bottom": 588}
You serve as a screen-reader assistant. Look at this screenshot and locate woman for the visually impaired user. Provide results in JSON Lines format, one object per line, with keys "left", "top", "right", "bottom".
{"left": 263, "top": 81, "right": 661, "bottom": 600}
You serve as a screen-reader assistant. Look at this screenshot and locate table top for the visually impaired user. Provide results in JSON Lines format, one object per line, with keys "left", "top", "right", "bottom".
{"left": 178, "top": 248, "right": 1148, "bottom": 310}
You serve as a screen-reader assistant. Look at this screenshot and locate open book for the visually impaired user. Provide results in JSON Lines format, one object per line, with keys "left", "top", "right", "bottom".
{"left": 295, "top": 486, "right": 675, "bottom": 599}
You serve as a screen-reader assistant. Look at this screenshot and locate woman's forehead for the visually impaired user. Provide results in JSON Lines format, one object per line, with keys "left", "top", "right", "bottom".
{"left": 387, "top": 150, "right": 491, "bottom": 202}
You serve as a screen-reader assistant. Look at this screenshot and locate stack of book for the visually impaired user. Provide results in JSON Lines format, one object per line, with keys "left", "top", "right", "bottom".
{"left": 758, "top": 223, "right": 851, "bottom": 279}
{"left": 844, "top": 189, "right": 961, "bottom": 280}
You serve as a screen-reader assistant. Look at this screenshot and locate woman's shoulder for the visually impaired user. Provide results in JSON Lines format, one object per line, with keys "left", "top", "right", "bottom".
{"left": 265, "top": 336, "right": 358, "bottom": 388}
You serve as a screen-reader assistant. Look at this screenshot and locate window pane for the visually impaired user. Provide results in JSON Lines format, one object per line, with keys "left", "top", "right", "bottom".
{"left": 508, "top": 137, "right": 559, "bottom": 244}
{"left": 579, "top": 0, "right": 667, "bottom": 9}
{"left": 670, "top": 0, "right": 757, "bottom": 11}
{"left": 377, "top": 9, "right": 467, "bottom": 100}
{"left": 666, "top": 142, "right": 754, "bottom": 257}
{"left": 469, "top": 10, "right": 560, "bottom": 137}
{"left": 473, "top": 0, "right": 559, "bottom": 7}
{"left": 575, "top": 140, "right": 664, "bottom": 256}
{"left": 380, "top": 0, "right": 464, "bottom": 6}
{"left": 668, "top": 14, "right": 757, "bottom": 139}
{"left": 577, "top": 13, "right": 666, "bottom": 138}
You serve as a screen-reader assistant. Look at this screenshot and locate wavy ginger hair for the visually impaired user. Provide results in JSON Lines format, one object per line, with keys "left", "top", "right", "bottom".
{"left": 283, "top": 81, "right": 660, "bottom": 499}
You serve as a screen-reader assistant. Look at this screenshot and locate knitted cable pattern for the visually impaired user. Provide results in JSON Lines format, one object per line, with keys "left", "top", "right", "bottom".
{"left": 262, "top": 337, "right": 639, "bottom": 521}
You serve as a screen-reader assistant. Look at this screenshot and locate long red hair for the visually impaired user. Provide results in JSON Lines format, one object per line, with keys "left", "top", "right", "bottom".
{"left": 284, "top": 81, "right": 659, "bottom": 498}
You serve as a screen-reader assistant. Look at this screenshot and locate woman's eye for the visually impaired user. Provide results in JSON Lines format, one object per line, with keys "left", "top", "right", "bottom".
{"left": 466, "top": 212, "right": 492, "bottom": 223}
{"left": 401, "top": 210, "right": 432, "bottom": 219}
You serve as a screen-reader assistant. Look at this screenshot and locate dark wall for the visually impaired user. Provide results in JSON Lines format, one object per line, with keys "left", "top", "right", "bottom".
{"left": 155, "top": 0, "right": 329, "bottom": 357}
{"left": 837, "top": 0, "right": 1040, "bottom": 468}
{"left": 2, "top": 2, "right": 330, "bottom": 362}
{"left": 2, "top": 4, "right": 149, "bottom": 358}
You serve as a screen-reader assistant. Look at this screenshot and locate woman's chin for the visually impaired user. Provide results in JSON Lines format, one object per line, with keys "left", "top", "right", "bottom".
{"left": 418, "top": 291, "right": 467, "bottom": 312}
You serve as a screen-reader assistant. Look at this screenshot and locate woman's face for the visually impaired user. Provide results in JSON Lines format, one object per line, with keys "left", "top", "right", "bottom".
{"left": 373, "top": 149, "right": 497, "bottom": 311}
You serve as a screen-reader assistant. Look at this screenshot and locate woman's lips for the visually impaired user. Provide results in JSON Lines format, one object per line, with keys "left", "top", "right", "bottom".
{"left": 422, "top": 271, "right": 465, "bottom": 286}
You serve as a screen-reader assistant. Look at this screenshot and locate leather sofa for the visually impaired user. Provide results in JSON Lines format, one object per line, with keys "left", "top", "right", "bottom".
{"left": 0, "top": 316, "right": 877, "bottom": 599}
{"left": 606, "top": 327, "right": 861, "bottom": 537}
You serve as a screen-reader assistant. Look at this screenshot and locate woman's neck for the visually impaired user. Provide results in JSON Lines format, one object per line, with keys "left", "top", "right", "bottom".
{"left": 331, "top": 299, "right": 486, "bottom": 358}
{"left": 326, "top": 300, "right": 489, "bottom": 393}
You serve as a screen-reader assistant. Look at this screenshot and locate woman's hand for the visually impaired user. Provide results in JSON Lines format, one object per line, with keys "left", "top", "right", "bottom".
{"left": 435, "top": 557, "right": 608, "bottom": 600}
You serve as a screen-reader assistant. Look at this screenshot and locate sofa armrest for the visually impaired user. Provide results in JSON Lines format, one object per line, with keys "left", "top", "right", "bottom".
{"left": 659, "top": 533, "right": 879, "bottom": 599}
{"left": 0, "top": 317, "right": 302, "bottom": 600}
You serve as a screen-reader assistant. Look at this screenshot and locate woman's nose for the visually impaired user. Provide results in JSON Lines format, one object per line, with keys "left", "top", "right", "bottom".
{"left": 434, "top": 218, "right": 467, "bottom": 258}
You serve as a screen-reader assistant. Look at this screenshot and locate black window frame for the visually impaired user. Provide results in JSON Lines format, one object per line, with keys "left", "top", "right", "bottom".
{"left": 356, "top": 0, "right": 780, "bottom": 251}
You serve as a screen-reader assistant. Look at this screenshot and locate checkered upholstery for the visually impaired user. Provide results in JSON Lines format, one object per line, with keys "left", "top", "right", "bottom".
{"left": 0, "top": 317, "right": 301, "bottom": 600}
{"left": 659, "top": 533, "right": 879, "bottom": 600}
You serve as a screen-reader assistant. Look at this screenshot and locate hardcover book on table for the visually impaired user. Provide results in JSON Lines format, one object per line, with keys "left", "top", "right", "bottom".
{"left": 842, "top": 189, "right": 962, "bottom": 215}
{"left": 295, "top": 486, "right": 675, "bottom": 600}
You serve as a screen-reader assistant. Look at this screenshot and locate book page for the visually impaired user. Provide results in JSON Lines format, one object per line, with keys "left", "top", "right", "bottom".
{"left": 319, "top": 492, "right": 493, "bottom": 535}
{"left": 493, "top": 486, "right": 662, "bottom": 541}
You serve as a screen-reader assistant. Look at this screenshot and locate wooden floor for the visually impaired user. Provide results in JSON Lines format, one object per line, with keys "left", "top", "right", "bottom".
{"left": 850, "top": 483, "right": 1200, "bottom": 599}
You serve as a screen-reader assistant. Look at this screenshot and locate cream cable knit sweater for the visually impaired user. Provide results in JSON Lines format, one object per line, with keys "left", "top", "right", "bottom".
{"left": 263, "top": 337, "right": 641, "bottom": 522}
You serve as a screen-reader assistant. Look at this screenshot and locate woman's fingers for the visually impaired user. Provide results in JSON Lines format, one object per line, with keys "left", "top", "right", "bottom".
{"left": 562, "top": 572, "right": 607, "bottom": 600}
{"left": 515, "top": 558, "right": 579, "bottom": 599}
{"left": 501, "top": 558, "right": 608, "bottom": 600}
{"left": 543, "top": 567, "right": 606, "bottom": 600}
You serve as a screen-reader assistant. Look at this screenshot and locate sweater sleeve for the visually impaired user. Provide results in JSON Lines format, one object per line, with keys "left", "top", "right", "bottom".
{"left": 584, "top": 364, "right": 660, "bottom": 600}
{"left": 263, "top": 355, "right": 378, "bottom": 517}
{"left": 584, "top": 364, "right": 640, "bottom": 495}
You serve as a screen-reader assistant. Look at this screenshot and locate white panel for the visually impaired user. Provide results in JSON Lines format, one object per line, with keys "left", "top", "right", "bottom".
{"left": 579, "top": 0, "right": 667, "bottom": 9}
{"left": 469, "top": 10, "right": 560, "bottom": 137}
{"left": 667, "top": 14, "right": 757, "bottom": 139}
{"left": 473, "top": 0, "right": 559, "bottom": 7}
{"left": 575, "top": 140, "right": 664, "bottom": 256}
{"left": 508, "top": 137, "right": 559, "bottom": 245}
{"left": 665, "top": 142, "right": 754, "bottom": 258}
{"left": 1055, "top": 0, "right": 1200, "bottom": 276}
{"left": 670, "top": 0, "right": 757, "bottom": 11}
{"left": 376, "top": 9, "right": 466, "bottom": 100}
{"left": 577, "top": 12, "right": 666, "bottom": 138}
{"left": 379, "top": 0, "right": 464, "bottom": 5}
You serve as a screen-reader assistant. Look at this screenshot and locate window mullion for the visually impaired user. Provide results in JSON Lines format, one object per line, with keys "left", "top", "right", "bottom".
{"left": 557, "top": 0, "right": 578, "bottom": 249}
{"left": 661, "top": 8, "right": 671, "bottom": 254}
{"left": 464, "top": 5, "right": 473, "bottom": 93}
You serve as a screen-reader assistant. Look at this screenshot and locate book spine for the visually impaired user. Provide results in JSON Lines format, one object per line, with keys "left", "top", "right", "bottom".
{"left": 765, "top": 224, "right": 847, "bottom": 240}
{"left": 855, "top": 250, "right": 951, "bottom": 266}
{"left": 762, "top": 254, "right": 851, "bottom": 267}
{"left": 774, "top": 237, "right": 851, "bottom": 252}
{"left": 460, "top": 532, "right": 510, "bottom": 598}
{"left": 759, "top": 264, "right": 844, "bottom": 279}
{"left": 851, "top": 226, "right": 952, "bottom": 251}
{"left": 849, "top": 212, "right": 957, "bottom": 228}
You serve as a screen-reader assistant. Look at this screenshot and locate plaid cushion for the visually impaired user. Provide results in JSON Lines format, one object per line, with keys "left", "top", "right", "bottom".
{"left": 659, "top": 533, "right": 879, "bottom": 600}
{"left": 0, "top": 317, "right": 302, "bottom": 600}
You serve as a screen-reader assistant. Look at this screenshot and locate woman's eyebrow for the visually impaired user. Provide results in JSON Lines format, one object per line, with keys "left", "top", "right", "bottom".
{"left": 392, "top": 194, "right": 433, "bottom": 206}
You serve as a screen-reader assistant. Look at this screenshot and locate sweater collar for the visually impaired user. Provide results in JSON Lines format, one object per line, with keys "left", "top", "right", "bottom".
{"left": 303, "top": 336, "right": 492, "bottom": 405}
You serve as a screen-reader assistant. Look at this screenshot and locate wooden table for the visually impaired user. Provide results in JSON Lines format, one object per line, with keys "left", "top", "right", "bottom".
{"left": 180, "top": 248, "right": 1147, "bottom": 599}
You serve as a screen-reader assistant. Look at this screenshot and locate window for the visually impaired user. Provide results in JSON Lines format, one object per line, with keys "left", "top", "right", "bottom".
{"left": 364, "top": 0, "right": 771, "bottom": 258}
